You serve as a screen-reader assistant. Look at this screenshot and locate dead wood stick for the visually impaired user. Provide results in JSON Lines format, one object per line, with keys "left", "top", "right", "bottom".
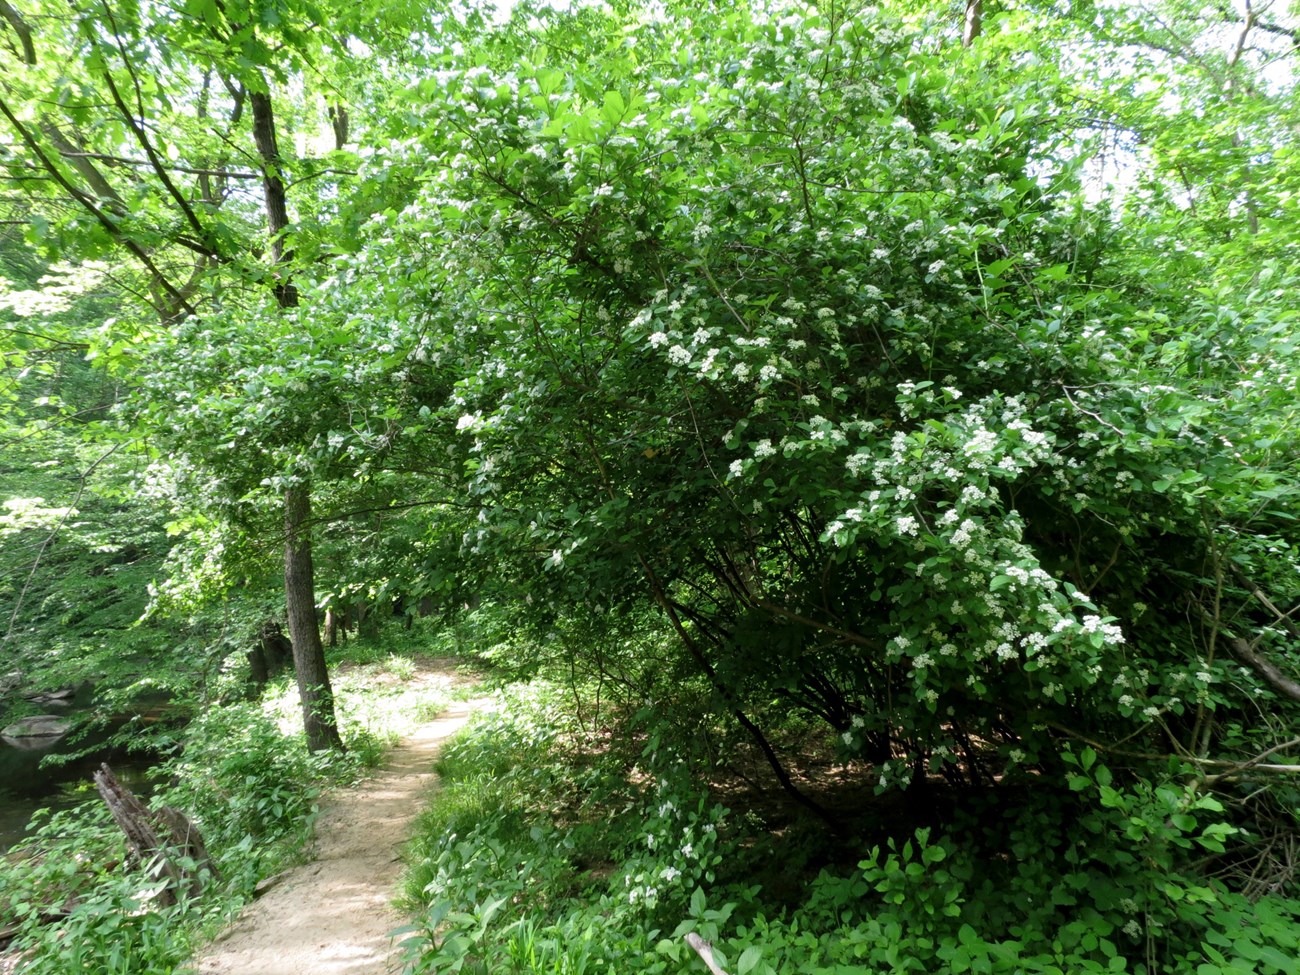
{"left": 685, "top": 932, "right": 731, "bottom": 975}
{"left": 93, "top": 763, "right": 216, "bottom": 906}
{"left": 1228, "top": 637, "right": 1300, "bottom": 704}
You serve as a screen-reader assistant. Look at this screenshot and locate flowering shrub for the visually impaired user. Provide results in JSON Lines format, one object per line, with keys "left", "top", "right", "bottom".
{"left": 232, "top": 9, "right": 1300, "bottom": 963}
{"left": 349, "top": 0, "right": 1300, "bottom": 842}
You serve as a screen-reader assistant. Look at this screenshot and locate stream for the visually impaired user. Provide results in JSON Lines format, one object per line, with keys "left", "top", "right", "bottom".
{"left": 0, "top": 690, "right": 158, "bottom": 853}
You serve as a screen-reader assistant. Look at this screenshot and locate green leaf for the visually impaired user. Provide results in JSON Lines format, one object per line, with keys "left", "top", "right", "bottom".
{"left": 690, "top": 886, "right": 706, "bottom": 918}
{"left": 602, "top": 90, "right": 627, "bottom": 124}
{"left": 736, "top": 946, "right": 763, "bottom": 975}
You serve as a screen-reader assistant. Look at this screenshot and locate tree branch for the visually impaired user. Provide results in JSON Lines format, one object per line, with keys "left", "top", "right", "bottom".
{"left": 1204, "top": 737, "right": 1300, "bottom": 786}
{"left": 1227, "top": 636, "right": 1300, "bottom": 704}
{"left": 0, "top": 94, "right": 195, "bottom": 317}
{"left": 1230, "top": 566, "right": 1300, "bottom": 639}
{"left": 684, "top": 933, "right": 731, "bottom": 975}
{"left": 37, "top": 124, "right": 128, "bottom": 209}
{"left": 58, "top": 151, "right": 260, "bottom": 180}
{"left": 0, "top": 0, "right": 35, "bottom": 65}
{"left": 97, "top": 2, "right": 220, "bottom": 257}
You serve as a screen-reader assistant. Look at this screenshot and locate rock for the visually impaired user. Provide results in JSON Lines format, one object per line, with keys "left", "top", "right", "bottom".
{"left": 21, "top": 688, "right": 76, "bottom": 708}
{"left": 253, "top": 869, "right": 290, "bottom": 899}
{"left": 0, "top": 672, "right": 21, "bottom": 699}
{"left": 1, "top": 715, "right": 72, "bottom": 749}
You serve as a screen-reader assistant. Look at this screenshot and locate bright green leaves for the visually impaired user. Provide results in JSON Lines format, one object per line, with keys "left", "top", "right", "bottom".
{"left": 600, "top": 89, "right": 627, "bottom": 126}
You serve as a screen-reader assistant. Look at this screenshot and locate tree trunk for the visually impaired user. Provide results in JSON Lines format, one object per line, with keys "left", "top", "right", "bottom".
{"left": 357, "top": 599, "right": 381, "bottom": 638}
{"left": 246, "top": 642, "right": 268, "bottom": 692}
{"left": 283, "top": 484, "right": 344, "bottom": 752}
{"left": 963, "top": 0, "right": 983, "bottom": 47}
{"left": 250, "top": 79, "right": 342, "bottom": 753}
{"left": 249, "top": 88, "right": 299, "bottom": 307}
{"left": 259, "top": 620, "right": 293, "bottom": 674}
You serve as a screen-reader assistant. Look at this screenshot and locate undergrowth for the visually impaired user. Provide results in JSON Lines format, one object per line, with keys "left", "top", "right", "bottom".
{"left": 398, "top": 679, "right": 1300, "bottom": 975}
{"left": 0, "top": 639, "right": 462, "bottom": 975}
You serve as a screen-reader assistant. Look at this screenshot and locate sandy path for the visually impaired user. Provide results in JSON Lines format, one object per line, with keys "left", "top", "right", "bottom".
{"left": 190, "top": 700, "right": 484, "bottom": 975}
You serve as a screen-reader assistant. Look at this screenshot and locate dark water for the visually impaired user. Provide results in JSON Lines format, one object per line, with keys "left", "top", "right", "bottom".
{"left": 0, "top": 694, "right": 158, "bottom": 852}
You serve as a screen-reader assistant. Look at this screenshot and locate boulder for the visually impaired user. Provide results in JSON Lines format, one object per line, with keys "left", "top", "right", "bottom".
{"left": 1, "top": 715, "right": 71, "bottom": 749}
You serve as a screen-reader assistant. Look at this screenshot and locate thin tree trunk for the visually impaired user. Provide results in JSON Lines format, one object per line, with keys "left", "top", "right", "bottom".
{"left": 249, "top": 88, "right": 298, "bottom": 307}
{"left": 636, "top": 555, "right": 839, "bottom": 829}
{"left": 284, "top": 484, "right": 344, "bottom": 752}
{"left": 250, "top": 78, "right": 342, "bottom": 752}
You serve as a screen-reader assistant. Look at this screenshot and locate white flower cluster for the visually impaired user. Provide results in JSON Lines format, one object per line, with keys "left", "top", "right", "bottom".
{"left": 1081, "top": 614, "right": 1125, "bottom": 644}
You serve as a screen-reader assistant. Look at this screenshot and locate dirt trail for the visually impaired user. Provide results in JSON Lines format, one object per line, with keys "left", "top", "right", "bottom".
{"left": 190, "top": 698, "right": 485, "bottom": 975}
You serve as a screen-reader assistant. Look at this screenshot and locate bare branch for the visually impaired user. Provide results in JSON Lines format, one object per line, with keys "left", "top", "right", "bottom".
{"left": 1204, "top": 737, "right": 1300, "bottom": 786}
{"left": 1228, "top": 636, "right": 1300, "bottom": 704}
{"left": 1231, "top": 566, "right": 1300, "bottom": 638}
{"left": 685, "top": 934, "right": 732, "bottom": 975}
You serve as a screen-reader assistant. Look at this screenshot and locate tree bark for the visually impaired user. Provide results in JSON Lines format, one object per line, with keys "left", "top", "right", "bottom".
{"left": 249, "top": 88, "right": 298, "bottom": 307}
{"left": 963, "top": 0, "right": 983, "bottom": 47}
{"left": 94, "top": 764, "right": 216, "bottom": 907}
{"left": 284, "top": 484, "right": 344, "bottom": 752}
{"left": 1229, "top": 636, "right": 1300, "bottom": 704}
{"left": 250, "top": 76, "right": 342, "bottom": 752}
{"left": 328, "top": 103, "right": 349, "bottom": 149}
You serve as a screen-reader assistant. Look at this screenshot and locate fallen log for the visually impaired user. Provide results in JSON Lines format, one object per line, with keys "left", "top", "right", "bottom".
{"left": 93, "top": 763, "right": 217, "bottom": 907}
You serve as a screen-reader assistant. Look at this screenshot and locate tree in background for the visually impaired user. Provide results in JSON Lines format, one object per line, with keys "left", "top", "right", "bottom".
{"left": 0, "top": 0, "right": 405, "bottom": 749}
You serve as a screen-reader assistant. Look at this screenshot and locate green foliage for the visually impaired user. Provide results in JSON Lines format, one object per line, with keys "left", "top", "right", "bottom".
{"left": 1, "top": 643, "right": 454, "bottom": 972}
{"left": 399, "top": 680, "right": 1300, "bottom": 975}
{"left": 4, "top": 0, "right": 1300, "bottom": 970}
{"left": 398, "top": 680, "right": 732, "bottom": 975}
{"left": 0, "top": 431, "right": 169, "bottom": 675}
{"left": 334, "top": 0, "right": 1300, "bottom": 909}
{"left": 0, "top": 695, "right": 332, "bottom": 974}
{"left": 1, "top": 804, "right": 202, "bottom": 975}
{"left": 157, "top": 704, "right": 333, "bottom": 877}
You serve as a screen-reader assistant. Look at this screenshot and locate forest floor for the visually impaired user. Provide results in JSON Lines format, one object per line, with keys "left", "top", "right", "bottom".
{"left": 189, "top": 664, "right": 487, "bottom": 975}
